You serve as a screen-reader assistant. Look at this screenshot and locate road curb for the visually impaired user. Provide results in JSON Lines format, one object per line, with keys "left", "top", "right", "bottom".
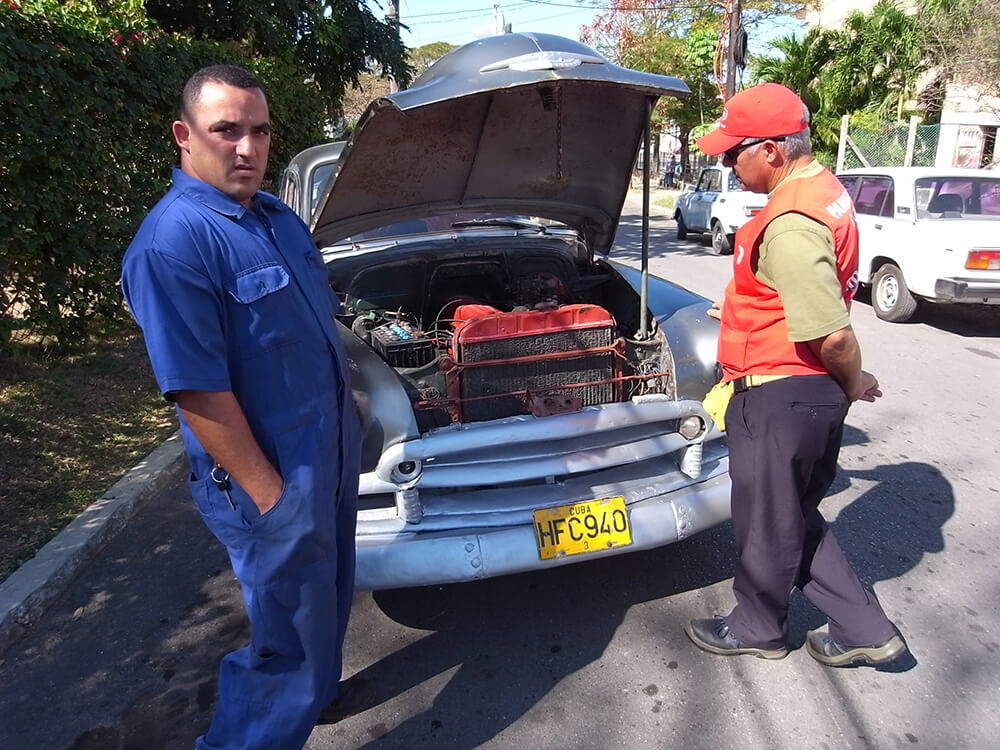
{"left": 0, "top": 432, "right": 187, "bottom": 657}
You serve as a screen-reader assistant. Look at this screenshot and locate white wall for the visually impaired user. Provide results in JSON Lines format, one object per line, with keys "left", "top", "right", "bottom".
{"left": 934, "top": 83, "right": 1000, "bottom": 169}
{"left": 804, "top": 0, "right": 878, "bottom": 29}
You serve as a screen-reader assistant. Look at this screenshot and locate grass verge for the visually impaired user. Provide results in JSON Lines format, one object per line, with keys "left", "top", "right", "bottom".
{"left": 654, "top": 193, "right": 677, "bottom": 212}
{"left": 0, "top": 325, "right": 177, "bottom": 582}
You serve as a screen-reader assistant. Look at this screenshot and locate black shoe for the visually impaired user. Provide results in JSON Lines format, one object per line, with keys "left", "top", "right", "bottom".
{"left": 806, "top": 629, "right": 907, "bottom": 667}
{"left": 684, "top": 615, "right": 788, "bottom": 660}
{"left": 316, "top": 676, "right": 377, "bottom": 725}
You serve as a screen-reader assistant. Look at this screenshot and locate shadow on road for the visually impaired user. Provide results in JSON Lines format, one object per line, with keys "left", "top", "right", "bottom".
{"left": 352, "top": 428, "right": 952, "bottom": 746}
{"left": 353, "top": 523, "right": 735, "bottom": 749}
{"left": 854, "top": 286, "right": 1000, "bottom": 338}
{"left": 0, "top": 423, "right": 953, "bottom": 749}
{"left": 786, "top": 424, "right": 954, "bottom": 670}
{"left": 613, "top": 211, "right": 718, "bottom": 259}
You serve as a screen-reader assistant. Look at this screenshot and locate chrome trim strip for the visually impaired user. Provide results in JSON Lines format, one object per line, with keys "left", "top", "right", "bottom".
{"left": 371, "top": 398, "right": 709, "bottom": 488}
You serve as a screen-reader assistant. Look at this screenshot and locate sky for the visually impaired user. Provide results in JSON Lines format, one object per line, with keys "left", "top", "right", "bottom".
{"left": 391, "top": 1, "right": 805, "bottom": 60}
{"left": 395, "top": 0, "right": 601, "bottom": 49}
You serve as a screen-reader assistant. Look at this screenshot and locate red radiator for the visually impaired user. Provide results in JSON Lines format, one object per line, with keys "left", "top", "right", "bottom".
{"left": 446, "top": 304, "right": 622, "bottom": 423}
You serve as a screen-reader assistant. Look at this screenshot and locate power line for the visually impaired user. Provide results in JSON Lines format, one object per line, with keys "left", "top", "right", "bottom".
{"left": 399, "top": 2, "right": 534, "bottom": 20}
{"left": 518, "top": 0, "right": 717, "bottom": 9}
{"left": 400, "top": 1, "right": 591, "bottom": 44}
{"left": 402, "top": 0, "right": 714, "bottom": 20}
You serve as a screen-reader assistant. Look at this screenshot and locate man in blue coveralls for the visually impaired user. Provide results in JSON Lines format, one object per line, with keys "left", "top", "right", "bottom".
{"left": 121, "top": 64, "right": 362, "bottom": 749}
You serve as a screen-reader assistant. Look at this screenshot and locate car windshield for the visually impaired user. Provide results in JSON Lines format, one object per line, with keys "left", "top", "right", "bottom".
{"left": 727, "top": 172, "right": 742, "bottom": 191}
{"left": 914, "top": 177, "right": 1000, "bottom": 219}
{"left": 345, "top": 213, "right": 569, "bottom": 242}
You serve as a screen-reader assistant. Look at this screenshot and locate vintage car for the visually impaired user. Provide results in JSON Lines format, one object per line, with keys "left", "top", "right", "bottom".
{"left": 277, "top": 139, "right": 346, "bottom": 226}
{"left": 673, "top": 165, "right": 766, "bottom": 254}
{"left": 279, "top": 33, "right": 730, "bottom": 590}
{"left": 837, "top": 167, "right": 1000, "bottom": 321}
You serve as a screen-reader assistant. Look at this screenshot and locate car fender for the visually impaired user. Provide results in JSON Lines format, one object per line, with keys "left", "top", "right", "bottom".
{"left": 609, "top": 261, "right": 720, "bottom": 400}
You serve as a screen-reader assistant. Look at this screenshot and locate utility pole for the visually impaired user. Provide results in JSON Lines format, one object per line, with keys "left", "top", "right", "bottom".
{"left": 725, "top": 0, "right": 742, "bottom": 100}
{"left": 387, "top": 0, "right": 400, "bottom": 93}
{"left": 494, "top": 3, "right": 512, "bottom": 34}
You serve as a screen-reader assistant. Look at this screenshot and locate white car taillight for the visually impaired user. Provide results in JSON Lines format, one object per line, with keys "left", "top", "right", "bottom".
{"left": 965, "top": 250, "right": 1000, "bottom": 270}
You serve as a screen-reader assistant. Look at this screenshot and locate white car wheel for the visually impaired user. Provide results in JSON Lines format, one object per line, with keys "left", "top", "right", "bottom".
{"left": 872, "top": 263, "right": 918, "bottom": 322}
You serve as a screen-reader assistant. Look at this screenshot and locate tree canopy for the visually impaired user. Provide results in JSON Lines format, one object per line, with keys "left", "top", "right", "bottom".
{"left": 145, "top": 0, "right": 410, "bottom": 116}
{"left": 580, "top": 0, "right": 807, "bottom": 164}
{"left": 339, "top": 41, "right": 456, "bottom": 129}
{"left": 751, "top": 0, "right": 945, "bottom": 162}
{"left": 918, "top": 0, "right": 1000, "bottom": 113}
{"left": 0, "top": 0, "right": 408, "bottom": 348}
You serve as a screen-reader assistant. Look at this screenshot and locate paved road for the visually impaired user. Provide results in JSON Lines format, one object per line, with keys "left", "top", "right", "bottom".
{"left": 2, "top": 193, "right": 998, "bottom": 749}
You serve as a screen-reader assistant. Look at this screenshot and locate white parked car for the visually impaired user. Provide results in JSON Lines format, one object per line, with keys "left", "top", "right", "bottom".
{"left": 673, "top": 165, "right": 766, "bottom": 254}
{"left": 837, "top": 167, "right": 1000, "bottom": 322}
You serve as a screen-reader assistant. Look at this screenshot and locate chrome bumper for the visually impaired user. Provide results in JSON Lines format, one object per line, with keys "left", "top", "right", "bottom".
{"left": 354, "top": 455, "right": 731, "bottom": 590}
{"left": 934, "top": 278, "right": 1000, "bottom": 302}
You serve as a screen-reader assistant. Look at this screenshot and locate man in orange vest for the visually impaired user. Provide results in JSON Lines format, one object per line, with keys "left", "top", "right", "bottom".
{"left": 684, "top": 83, "right": 908, "bottom": 667}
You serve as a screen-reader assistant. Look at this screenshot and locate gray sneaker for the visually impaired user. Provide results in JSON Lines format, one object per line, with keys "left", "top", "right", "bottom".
{"left": 684, "top": 615, "right": 789, "bottom": 660}
{"left": 806, "top": 630, "right": 907, "bottom": 667}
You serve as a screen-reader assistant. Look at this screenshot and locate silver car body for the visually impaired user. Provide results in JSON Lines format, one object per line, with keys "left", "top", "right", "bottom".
{"left": 280, "top": 33, "right": 730, "bottom": 590}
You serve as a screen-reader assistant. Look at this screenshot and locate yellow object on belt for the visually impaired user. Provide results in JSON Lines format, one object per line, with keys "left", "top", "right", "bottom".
{"left": 701, "top": 374, "right": 791, "bottom": 432}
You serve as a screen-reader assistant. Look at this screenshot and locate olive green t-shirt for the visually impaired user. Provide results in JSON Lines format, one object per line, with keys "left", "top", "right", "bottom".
{"left": 755, "top": 160, "right": 851, "bottom": 342}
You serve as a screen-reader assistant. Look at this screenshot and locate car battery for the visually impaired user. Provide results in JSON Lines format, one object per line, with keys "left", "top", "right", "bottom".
{"left": 371, "top": 321, "right": 435, "bottom": 368}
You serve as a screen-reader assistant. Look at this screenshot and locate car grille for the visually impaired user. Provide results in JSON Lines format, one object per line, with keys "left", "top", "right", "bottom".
{"left": 451, "top": 305, "right": 621, "bottom": 422}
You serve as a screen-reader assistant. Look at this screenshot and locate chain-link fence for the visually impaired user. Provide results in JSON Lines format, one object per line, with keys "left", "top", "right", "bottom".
{"left": 634, "top": 117, "right": 950, "bottom": 190}
{"left": 838, "top": 117, "right": 941, "bottom": 171}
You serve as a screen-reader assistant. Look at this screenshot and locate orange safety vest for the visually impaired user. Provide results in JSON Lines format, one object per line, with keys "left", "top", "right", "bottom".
{"left": 717, "top": 165, "right": 860, "bottom": 382}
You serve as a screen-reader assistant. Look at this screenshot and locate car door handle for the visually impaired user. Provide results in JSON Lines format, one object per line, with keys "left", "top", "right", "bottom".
{"left": 874, "top": 224, "right": 882, "bottom": 230}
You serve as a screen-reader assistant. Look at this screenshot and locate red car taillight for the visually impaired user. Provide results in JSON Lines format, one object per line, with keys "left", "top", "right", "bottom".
{"left": 965, "top": 250, "right": 1000, "bottom": 270}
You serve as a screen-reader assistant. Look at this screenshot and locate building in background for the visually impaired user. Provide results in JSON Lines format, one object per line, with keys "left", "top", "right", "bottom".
{"left": 809, "top": 0, "right": 998, "bottom": 170}
{"left": 804, "top": 0, "right": 881, "bottom": 28}
{"left": 935, "top": 83, "right": 999, "bottom": 169}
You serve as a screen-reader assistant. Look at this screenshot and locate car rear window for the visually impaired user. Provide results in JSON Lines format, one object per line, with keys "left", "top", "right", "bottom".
{"left": 837, "top": 174, "right": 860, "bottom": 196}
{"left": 854, "top": 176, "right": 894, "bottom": 217}
{"left": 915, "top": 177, "right": 1000, "bottom": 218}
{"left": 698, "top": 170, "right": 722, "bottom": 192}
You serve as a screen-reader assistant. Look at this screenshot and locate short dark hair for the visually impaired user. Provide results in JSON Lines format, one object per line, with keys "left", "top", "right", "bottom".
{"left": 180, "top": 64, "right": 266, "bottom": 120}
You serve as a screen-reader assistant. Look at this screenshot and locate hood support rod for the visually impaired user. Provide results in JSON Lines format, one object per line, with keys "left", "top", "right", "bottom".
{"left": 636, "top": 98, "right": 652, "bottom": 341}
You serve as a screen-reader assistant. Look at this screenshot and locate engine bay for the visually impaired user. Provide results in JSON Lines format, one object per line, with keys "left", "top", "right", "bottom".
{"left": 329, "top": 244, "right": 674, "bottom": 430}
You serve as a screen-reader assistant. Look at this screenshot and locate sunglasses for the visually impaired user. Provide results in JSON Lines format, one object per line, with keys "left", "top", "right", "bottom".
{"left": 723, "top": 136, "right": 786, "bottom": 163}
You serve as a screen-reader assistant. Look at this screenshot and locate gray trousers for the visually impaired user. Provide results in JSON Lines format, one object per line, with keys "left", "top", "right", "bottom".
{"left": 724, "top": 374, "right": 896, "bottom": 649}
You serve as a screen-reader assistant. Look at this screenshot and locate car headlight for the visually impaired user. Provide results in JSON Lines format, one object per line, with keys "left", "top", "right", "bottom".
{"left": 678, "top": 415, "right": 706, "bottom": 440}
{"left": 392, "top": 460, "right": 422, "bottom": 483}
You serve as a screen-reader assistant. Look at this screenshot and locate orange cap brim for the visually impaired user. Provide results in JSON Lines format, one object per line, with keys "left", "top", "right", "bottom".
{"left": 695, "top": 127, "right": 746, "bottom": 157}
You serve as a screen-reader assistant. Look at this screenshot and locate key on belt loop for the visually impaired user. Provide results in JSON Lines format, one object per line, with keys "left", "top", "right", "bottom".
{"left": 210, "top": 466, "right": 237, "bottom": 510}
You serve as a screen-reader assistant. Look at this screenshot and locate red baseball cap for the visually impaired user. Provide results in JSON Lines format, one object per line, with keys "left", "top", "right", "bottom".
{"left": 696, "top": 83, "right": 808, "bottom": 156}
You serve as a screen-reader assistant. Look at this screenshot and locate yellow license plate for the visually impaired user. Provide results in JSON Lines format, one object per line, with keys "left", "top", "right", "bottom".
{"left": 533, "top": 496, "right": 632, "bottom": 560}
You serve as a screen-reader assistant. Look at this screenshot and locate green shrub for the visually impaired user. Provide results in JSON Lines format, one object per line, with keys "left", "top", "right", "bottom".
{"left": 0, "top": 1, "right": 327, "bottom": 350}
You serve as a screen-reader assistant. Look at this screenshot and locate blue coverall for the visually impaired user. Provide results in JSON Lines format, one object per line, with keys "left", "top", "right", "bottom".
{"left": 122, "top": 168, "right": 361, "bottom": 749}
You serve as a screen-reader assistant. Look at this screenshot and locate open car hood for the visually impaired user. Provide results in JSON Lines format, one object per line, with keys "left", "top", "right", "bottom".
{"left": 311, "top": 33, "right": 689, "bottom": 254}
